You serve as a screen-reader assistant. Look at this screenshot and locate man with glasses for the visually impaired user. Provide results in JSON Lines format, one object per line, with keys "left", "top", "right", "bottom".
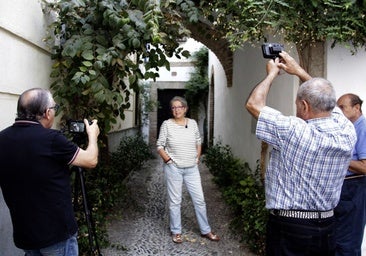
{"left": 0, "top": 88, "right": 100, "bottom": 255}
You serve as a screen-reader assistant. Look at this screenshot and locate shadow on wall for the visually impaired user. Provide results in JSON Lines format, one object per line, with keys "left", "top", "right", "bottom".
{"left": 0, "top": 190, "right": 23, "bottom": 255}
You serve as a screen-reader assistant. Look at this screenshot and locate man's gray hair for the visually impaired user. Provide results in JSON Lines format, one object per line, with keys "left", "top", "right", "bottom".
{"left": 16, "top": 88, "right": 53, "bottom": 121}
{"left": 297, "top": 78, "right": 336, "bottom": 113}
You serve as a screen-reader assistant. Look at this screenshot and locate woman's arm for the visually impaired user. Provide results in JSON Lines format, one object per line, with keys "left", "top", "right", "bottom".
{"left": 156, "top": 121, "right": 171, "bottom": 163}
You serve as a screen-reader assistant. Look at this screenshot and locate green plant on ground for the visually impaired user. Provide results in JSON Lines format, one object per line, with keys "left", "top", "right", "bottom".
{"left": 203, "top": 141, "right": 267, "bottom": 256}
{"left": 72, "top": 134, "right": 153, "bottom": 255}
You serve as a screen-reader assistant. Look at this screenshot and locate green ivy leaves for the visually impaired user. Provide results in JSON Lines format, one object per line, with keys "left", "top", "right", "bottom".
{"left": 42, "top": 0, "right": 197, "bottom": 134}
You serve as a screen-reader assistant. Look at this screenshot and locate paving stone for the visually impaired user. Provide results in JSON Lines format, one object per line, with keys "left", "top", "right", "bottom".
{"left": 101, "top": 158, "right": 255, "bottom": 256}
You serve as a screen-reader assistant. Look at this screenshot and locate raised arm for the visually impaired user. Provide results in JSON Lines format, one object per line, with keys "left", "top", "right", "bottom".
{"left": 278, "top": 51, "right": 312, "bottom": 82}
{"left": 245, "top": 58, "right": 281, "bottom": 119}
{"left": 71, "top": 119, "right": 100, "bottom": 169}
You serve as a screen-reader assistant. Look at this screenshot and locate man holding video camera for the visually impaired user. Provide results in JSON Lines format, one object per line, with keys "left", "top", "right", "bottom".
{"left": 246, "top": 51, "right": 356, "bottom": 255}
{"left": 0, "top": 88, "right": 99, "bottom": 255}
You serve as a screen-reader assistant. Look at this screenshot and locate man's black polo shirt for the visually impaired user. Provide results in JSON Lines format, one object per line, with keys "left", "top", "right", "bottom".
{"left": 0, "top": 120, "right": 79, "bottom": 250}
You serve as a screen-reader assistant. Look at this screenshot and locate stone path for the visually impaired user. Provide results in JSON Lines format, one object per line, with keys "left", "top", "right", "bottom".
{"left": 101, "top": 158, "right": 255, "bottom": 256}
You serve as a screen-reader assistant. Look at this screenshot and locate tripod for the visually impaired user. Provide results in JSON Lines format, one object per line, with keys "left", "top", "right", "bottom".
{"left": 73, "top": 165, "right": 102, "bottom": 256}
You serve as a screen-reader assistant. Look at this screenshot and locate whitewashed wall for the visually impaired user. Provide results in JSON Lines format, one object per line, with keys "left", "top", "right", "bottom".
{"left": 0, "top": 0, "right": 52, "bottom": 254}
{"left": 327, "top": 44, "right": 366, "bottom": 110}
{"left": 0, "top": 0, "right": 53, "bottom": 130}
{"left": 210, "top": 42, "right": 366, "bottom": 171}
{"left": 210, "top": 43, "right": 298, "bottom": 169}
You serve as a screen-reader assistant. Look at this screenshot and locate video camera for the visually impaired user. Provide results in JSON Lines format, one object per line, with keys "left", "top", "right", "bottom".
{"left": 262, "top": 43, "right": 284, "bottom": 59}
{"left": 68, "top": 120, "right": 93, "bottom": 133}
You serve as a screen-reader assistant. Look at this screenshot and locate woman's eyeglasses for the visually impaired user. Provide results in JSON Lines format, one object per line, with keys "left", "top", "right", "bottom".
{"left": 171, "top": 106, "right": 185, "bottom": 110}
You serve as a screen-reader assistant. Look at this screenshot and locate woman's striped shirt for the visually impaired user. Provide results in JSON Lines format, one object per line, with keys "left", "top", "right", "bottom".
{"left": 157, "top": 118, "right": 201, "bottom": 168}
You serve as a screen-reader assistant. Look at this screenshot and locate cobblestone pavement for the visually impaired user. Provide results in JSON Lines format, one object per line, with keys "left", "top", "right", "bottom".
{"left": 101, "top": 157, "right": 256, "bottom": 256}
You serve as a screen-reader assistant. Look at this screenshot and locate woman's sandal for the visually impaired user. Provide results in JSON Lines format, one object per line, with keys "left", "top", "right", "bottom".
{"left": 172, "top": 233, "right": 183, "bottom": 244}
{"left": 201, "top": 232, "right": 220, "bottom": 242}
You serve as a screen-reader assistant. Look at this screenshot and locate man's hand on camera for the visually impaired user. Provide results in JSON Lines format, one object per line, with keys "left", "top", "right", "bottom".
{"left": 71, "top": 119, "right": 99, "bottom": 168}
{"left": 278, "top": 51, "right": 312, "bottom": 82}
{"left": 84, "top": 119, "right": 100, "bottom": 141}
{"left": 266, "top": 57, "right": 281, "bottom": 77}
{"left": 277, "top": 51, "right": 300, "bottom": 75}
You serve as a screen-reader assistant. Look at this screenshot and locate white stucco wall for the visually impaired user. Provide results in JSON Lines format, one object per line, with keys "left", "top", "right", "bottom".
{"left": 327, "top": 44, "right": 366, "bottom": 109}
{"left": 210, "top": 42, "right": 366, "bottom": 172}
{"left": 0, "top": 1, "right": 52, "bottom": 254}
{"left": 210, "top": 43, "right": 299, "bottom": 169}
{"left": 0, "top": 0, "right": 52, "bottom": 130}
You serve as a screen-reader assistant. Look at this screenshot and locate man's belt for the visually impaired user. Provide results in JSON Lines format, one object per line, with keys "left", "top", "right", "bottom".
{"left": 270, "top": 209, "right": 334, "bottom": 219}
{"left": 344, "top": 174, "right": 365, "bottom": 180}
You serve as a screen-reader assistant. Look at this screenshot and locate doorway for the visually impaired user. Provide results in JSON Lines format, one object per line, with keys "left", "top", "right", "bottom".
{"left": 157, "top": 89, "right": 188, "bottom": 138}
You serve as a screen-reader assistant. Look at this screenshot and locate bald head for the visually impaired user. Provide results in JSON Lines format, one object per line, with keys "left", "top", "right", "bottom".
{"left": 17, "top": 88, "right": 53, "bottom": 121}
{"left": 337, "top": 93, "right": 363, "bottom": 123}
{"left": 338, "top": 93, "right": 363, "bottom": 112}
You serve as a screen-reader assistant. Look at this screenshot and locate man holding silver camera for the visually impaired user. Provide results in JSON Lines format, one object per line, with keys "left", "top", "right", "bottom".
{"left": 246, "top": 51, "right": 356, "bottom": 255}
{"left": 0, "top": 88, "right": 99, "bottom": 255}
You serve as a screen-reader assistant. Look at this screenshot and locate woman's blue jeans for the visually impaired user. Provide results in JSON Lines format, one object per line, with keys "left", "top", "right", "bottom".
{"left": 23, "top": 233, "right": 78, "bottom": 256}
{"left": 164, "top": 163, "right": 211, "bottom": 235}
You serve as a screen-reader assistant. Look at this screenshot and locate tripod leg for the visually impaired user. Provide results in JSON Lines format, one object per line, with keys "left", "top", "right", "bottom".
{"left": 77, "top": 167, "right": 102, "bottom": 256}
{"left": 73, "top": 168, "right": 80, "bottom": 212}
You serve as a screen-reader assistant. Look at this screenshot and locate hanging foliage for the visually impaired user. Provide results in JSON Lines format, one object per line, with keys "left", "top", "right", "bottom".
{"left": 185, "top": 46, "right": 209, "bottom": 111}
{"left": 41, "top": 0, "right": 199, "bottom": 133}
{"left": 196, "top": 0, "right": 366, "bottom": 51}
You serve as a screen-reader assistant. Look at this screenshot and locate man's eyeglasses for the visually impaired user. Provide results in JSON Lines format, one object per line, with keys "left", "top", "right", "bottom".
{"left": 171, "top": 106, "right": 185, "bottom": 110}
{"left": 49, "top": 104, "right": 60, "bottom": 113}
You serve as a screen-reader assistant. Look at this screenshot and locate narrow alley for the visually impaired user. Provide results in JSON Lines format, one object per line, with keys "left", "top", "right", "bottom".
{"left": 101, "top": 157, "right": 255, "bottom": 256}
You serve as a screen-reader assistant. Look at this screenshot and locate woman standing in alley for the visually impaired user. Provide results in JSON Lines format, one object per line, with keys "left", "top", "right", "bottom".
{"left": 156, "top": 96, "right": 220, "bottom": 244}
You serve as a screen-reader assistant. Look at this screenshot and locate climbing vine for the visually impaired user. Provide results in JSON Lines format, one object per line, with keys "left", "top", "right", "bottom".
{"left": 41, "top": 0, "right": 199, "bottom": 135}
{"left": 185, "top": 47, "right": 209, "bottom": 114}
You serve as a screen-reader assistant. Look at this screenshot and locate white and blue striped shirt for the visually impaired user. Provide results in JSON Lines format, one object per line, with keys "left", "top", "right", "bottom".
{"left": 157, "top": 118, "right": 201, "bottom": 168}
{"left": 257, "top": 106, "right": 356, "bottom": 211}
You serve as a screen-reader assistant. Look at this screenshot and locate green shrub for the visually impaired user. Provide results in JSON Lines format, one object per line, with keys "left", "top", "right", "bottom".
{"left": 203, "top": 142, "right": 267, "bottom": 256}
{"left": 73, "top": 134, "right": 153, "bottom": 255}
{"left": 110, "top": 135, "right": 154, "bottom": 179}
